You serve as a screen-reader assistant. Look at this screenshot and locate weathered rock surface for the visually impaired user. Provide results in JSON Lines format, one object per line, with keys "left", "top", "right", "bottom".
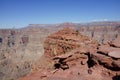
{"left": 20, "top": 27, "right": 120, "bottom": 80}
{"left": 0, "top": 28, "right": 51, "bottom": 80}
{"left": 0, "top": 21, "right": 120, "bottom": 80}
{"left": 44, "top": 27, "right": 98, "bottom": 57}
{"left": 91, "top": 53, "right": 120, "bottom": 71}
{"left": 95, "top": 38, "right": 120, "bottom": 70}
{"left": 108, "top": 50, "right": 120, "bottom": 59}
{"left": 109, "top": 36, "right": 120, "bottom": 48}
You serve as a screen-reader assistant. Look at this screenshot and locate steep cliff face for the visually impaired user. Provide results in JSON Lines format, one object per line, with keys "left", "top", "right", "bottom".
{"left": 26, "top": 22, "right": 120, "bottom": 44}
{"left": 78, "top": 26, "right": 120, "bottom": 44}
{"left": 0, "top": 28, "right": 50, "bottom": 80}
{"left": 0, "top": 30, "right": 31, "bottom": 80}
{"left": 0, "top": 21, "right": 120, "bottom": 80}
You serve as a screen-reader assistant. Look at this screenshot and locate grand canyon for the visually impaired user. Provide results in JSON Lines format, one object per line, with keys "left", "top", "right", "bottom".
{"left": 0, "top": 21, "right": 120, "bottom": 80}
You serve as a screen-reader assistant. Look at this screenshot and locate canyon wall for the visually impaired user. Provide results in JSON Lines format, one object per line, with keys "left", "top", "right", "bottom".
{"left": 0, "top": 21, "right": 120, "bottom": 79}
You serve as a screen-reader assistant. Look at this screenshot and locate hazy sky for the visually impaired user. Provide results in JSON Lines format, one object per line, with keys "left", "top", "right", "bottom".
{"left": 0, "top": 0, "right": 120, "bottom": 28}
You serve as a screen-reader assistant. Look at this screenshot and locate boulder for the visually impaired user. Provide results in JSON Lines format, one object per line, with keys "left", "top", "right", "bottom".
{"left": 109, "top": 36, "right": 120, "bottom": 48}
{"left": 112, "top": 60, "right": 120, "bottom": 68}
{"left": 108, "top": 50, "right": 120, "bottom": 59}
{"left": 53, "top": 50, "right": 88, "bottom": 70}
{"left": 98, "top": 44, "right": 120, "bottom": 56}
{"left": 91, "top": 53, "right": 120, "bottom": 71}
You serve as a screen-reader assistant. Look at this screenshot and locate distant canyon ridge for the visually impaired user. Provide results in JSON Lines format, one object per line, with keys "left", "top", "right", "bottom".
{"left": 0, "top": 21, "right": 120, "bottom": 80}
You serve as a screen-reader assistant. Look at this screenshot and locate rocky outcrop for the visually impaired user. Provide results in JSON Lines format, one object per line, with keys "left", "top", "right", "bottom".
{"left": 94, "top": 37, "right": 120, "bottom": 70}
{"left": 108, "top": 50, "right": 120, "bottom": 59}
{"left": 109, "top": 36, "right": 120, "bottom": 48}
{"left": 20, "top": 27, "right": 120, "bottom": 80}
{"left": 44, "top": 27, "right": 98, "bottom": 57}
{"left": 0, "top": 21, "right": 120, "bottom": 80}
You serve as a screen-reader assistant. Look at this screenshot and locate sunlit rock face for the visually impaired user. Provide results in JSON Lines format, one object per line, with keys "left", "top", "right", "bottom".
{"left": 44, "top": 27, "right": 98, "bottom": 57}
{"left": 20, "top": 27, "right": 120, "bottom": 80}
{"left": 0, "top": 21, "right": 120, "bottom": 80}
{"left": 0, "top": 28, "right": 50, "bottom": 80}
